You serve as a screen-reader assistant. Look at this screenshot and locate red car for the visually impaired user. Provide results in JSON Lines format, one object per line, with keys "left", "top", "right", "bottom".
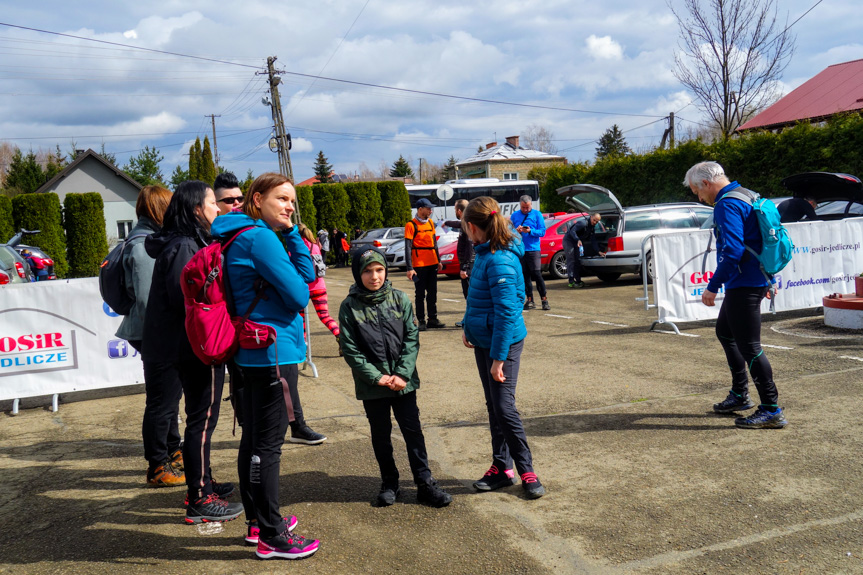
{"left": 438, "top": 212, "right": 587, "bottom": 279}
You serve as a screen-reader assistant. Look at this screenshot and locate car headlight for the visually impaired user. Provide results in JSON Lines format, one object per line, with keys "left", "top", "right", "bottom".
{"left": 441, "top": 254, "right": 455, "bottom": 262}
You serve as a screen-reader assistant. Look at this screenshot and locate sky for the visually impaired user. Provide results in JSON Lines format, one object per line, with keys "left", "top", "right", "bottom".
{"left": 0, "top": 0, "right": 859, "bottom": 184}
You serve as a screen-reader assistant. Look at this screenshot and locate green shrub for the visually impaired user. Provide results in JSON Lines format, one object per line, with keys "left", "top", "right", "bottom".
{"left": 312, "top": 183, "right": 350, "bottom": 238}
{"left": 296, "top": 184, "right": 317, "bottom": 233}
{"left": 0, "top": 196, "right": 14, "bottom": 242}
{"left": 12, "top": 192, "right": 68, "bottom": 277}
{"left": 377, "top": 181, "right": 411, "bottom": 227}
{"left": 344, "top": 181, "right": 383, "bottom": 232}
{"left": 64, "top": 193, "right": 109, "bottom": 278}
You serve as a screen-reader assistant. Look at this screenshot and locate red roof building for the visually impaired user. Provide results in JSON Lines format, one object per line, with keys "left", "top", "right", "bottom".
{"left": 738, "top": 59, "right": 863, "bottom": 132}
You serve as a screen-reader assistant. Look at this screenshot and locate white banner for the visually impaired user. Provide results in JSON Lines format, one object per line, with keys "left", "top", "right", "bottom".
{"left": 0, "top": 278, "right": 144, "bottom": 401}
{"left": 652, "top": 218, "right": 863, "bottom": 324}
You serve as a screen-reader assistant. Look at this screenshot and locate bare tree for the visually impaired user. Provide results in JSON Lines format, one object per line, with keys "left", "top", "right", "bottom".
{"left": 521, "top": 124, "right": 559, "bottom": 154}
{"left": 669, "top": 0, "right": 795, "bottom": 140}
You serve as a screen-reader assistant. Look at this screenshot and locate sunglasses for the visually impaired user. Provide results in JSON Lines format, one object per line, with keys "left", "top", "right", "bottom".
{"left": 218, "top": 196, "right": 244, "bottom": 205}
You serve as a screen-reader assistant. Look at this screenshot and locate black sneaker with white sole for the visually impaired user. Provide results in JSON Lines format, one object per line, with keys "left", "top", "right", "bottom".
{"left": 289, "top": 424, "right": 327, "bottom": 445}
{"left": 713, "top": 391, "right": 756, "bottom": 414}
{"left": 185, "top": 493, "right": 244, "bottom": 524}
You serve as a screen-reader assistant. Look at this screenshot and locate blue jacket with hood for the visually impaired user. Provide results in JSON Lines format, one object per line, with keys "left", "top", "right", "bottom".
{"left": 707, "top": 181, "right": 770, "bottom": 293}
{"left": 510, "top": 208, "right": 546, "bottom": 252}
{"left": 462, "top": 234, "right": 528, "bottom": 361}
{"left": 210, "top": 212, "right": 316, "bottom": 366}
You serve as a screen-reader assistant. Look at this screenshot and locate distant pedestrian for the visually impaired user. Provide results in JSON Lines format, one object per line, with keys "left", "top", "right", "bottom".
{"left": 405, "top": 198, "right": 445, "bottom": 330}
{"left": 334, "top": 228, "right": 348, "bottom": 267}
{"left": 444, "top": 199, "right": 474, "bottom": 327}
{"left": 563, "top": 213, "right": 604, "bottom": 288}
{"left": 510, "top": 195, "right": 548, "bottom": 310}
{"left": 339, "top": 248, "right": 452, "bottom": 508}
{"left": 461, "top": 196, "right": 546, "bottom": 499}
{"left": 684, "top": 161, "right": 787, "bottom": 429}
{"left": 778, "top": 197, "right": 817, "bottom": 223}
{"left": 317, "top": 227, "right": 330, "bottom": 259}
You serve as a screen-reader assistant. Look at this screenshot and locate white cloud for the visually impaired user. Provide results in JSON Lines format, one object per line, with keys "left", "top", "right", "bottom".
{"left": 123, "top": 30, "right": 138, "bottom": 39}
{"left": 291, "top": 138, "right": 313, "bottom": 153}
{"left": 586, "top": 35, "right": 624, "bottom": 60}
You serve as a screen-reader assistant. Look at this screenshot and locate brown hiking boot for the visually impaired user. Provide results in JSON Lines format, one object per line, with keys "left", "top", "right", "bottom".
{"left": 170, "top": 448, "right": 184, "bottom": 471}
{"left": 147, "top": 462, "right": 185, "bottom": 487}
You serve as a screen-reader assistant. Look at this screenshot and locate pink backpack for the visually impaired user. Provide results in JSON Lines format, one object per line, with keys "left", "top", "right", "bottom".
{"left": 181, "top": 227, "right": 275, "bottom": 365}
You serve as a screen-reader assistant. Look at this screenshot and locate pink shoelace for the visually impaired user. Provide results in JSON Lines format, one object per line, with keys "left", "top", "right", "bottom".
{"left": 521, "top": 472, "right": 539, "bottom": 484}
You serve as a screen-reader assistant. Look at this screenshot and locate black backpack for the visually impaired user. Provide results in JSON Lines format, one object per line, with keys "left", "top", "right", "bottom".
{"left": 99, "top": 233, "right": 149, "bottom": 315}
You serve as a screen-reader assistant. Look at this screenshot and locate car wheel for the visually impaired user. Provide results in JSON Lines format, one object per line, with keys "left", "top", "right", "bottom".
{"left": 645, "top": 252, "right": 654, "bottom": 284}
{"left": 549, "top": 251, "right": 567, "bottom": 280}
{"left": 596, "top": 273, "right": 621, "bottom": 283}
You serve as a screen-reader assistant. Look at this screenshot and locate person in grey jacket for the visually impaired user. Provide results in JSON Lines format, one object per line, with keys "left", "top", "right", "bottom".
{"left": 115, "top": 185, "right": 172, "bottom": 353}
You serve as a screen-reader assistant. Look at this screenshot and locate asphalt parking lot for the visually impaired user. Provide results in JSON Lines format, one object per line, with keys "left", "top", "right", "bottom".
{"left": 2, "top": 268, "right": 863, "bottom": 574}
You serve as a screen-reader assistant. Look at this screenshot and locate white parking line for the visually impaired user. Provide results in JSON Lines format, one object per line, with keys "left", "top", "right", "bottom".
{"left": 592, "top": 321, "right": 630, "bottom": 328}
{"left": 441, "top": 298, "right": 462, "bottom": 303}
{"left": 653, "top": 330, "right": 700, "bottom": 337}
{"left": 840, "top": 355, "right": 863, "bottom": 362}
{"left": 545, "top": 314, "right": 573, "bottom": 319}
{"left": 762, "top": 344, "right": 794, "bottom": 350}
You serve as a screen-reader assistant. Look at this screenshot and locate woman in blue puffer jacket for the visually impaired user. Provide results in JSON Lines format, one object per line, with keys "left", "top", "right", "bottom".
{"left": 460, "top": 196, "right": 545, "bottom": 499}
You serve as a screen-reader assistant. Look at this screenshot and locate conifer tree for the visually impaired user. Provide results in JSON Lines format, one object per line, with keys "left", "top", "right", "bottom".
{"left": 313, "top": 151, "right": 333, "bottom": 183}
{"left": 389, "top": 155, "right": 414, "bottom": 178}
{"left": 5, "top": 149, "right": 45, "bottom": 194}
{"left": 199, "top": 136, "right": 217, "bottom": 186}
{"left": 595, "top": 125, "right": 632, "bottom": 160}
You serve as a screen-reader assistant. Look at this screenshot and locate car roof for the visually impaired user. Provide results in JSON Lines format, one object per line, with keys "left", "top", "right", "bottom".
{"left": 623, "top": 202, "right": 709, "bottom": 213}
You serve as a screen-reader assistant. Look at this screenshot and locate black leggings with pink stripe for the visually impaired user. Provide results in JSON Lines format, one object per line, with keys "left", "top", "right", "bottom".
{"left": 177, "top": 360, "right": 225, "bottom": 501}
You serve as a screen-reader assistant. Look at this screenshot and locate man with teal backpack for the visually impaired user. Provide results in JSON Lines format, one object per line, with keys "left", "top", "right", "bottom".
{"left": 684, "top": 161, "right": 789, "bottom": 429}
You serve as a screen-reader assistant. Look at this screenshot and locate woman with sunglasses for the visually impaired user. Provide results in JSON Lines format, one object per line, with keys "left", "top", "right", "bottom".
{"left": 214, "top": 172, "right": 244, "bottom": 216}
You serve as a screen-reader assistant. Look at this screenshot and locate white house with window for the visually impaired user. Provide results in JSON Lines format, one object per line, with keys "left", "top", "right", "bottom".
{"left": 35, "top": 149, "right": 142, "bottom": 245}
{"left": 455, "top": 135, "right": 567, "bottom": 181}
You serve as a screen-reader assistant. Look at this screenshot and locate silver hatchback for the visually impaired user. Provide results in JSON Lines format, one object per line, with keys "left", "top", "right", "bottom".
{"left": 557, "top": 184, "right": 713, "bottom": 283}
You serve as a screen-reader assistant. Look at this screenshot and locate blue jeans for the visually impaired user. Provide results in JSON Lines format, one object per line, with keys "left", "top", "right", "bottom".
{"left": 473, "top": 339, "right": 534, "bottom": 475}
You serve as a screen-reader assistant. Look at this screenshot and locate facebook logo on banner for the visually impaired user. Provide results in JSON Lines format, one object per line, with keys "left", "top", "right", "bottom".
{"left": 107, "top": 340, "right": 129, "bottom": 359}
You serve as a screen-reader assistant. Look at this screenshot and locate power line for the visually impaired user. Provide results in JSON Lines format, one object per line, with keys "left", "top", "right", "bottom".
{"left": 0, "top": 21, "right": 665, "bottom": 119}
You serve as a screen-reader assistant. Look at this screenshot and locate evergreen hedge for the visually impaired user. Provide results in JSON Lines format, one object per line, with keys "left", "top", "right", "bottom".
{"left": 0, "top": 196, "right": 14, "bottom": 242}
{"left": 377, "top": 181, "right": 411, "bottom": 228}
{"left": 344, "top": 181, "right": 382, "bottom": 232}
{"left": 11, "top": 192, "right": 68, "bottom": 278}
{"left": 64, "top": 192, "right": 109, "bottom": 278}
{"left": 311, "top": 183, "right": 350, "bottom": 238}
{"left": 530, "top": 114, "right": 863, "bottom": 212}
{"left": 296, "top": 184, "right": 317, "bottom": 234}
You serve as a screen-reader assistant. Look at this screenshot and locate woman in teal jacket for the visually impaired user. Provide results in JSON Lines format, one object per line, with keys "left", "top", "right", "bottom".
{"left": 210, "top": 172, "right": 319, "bottom": 561}
{"left": 462, "top": 196, "right": 545, "bottom": 499}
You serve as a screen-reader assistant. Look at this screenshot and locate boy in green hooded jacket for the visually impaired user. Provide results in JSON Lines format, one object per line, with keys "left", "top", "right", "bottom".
{"left": 339, "top": 248, "right": 452, "bottom": 508}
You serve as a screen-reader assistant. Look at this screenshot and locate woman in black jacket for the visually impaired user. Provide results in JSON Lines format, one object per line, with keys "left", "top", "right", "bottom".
{"left": 142, "top": 180, "right": 243, "bottom": 524}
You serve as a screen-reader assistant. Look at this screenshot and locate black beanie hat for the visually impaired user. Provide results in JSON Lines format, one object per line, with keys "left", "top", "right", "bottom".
{"left": 351, "top": 247, "right": 389, "bottom": 286}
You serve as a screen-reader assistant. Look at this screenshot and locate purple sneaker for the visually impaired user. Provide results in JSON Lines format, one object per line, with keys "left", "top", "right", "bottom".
{"left": 245, "top": 515, "right": 298, "bottom": 546}
{"left": 256, "top": 530, "right": 319, "bottom": 560}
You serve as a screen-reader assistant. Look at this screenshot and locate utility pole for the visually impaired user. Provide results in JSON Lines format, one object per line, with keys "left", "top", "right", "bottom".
{"left": 262, "top": 56, "right": 293, "bottom": 183}
{"left": 205, "top": 114, "right": 221, "bottom": 169}
{"left": 668, "top": 111, "right": 675, "bottom": 149}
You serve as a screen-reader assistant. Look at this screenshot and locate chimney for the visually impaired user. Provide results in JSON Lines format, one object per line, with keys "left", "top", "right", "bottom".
{"left": 506, "top": 135, "right": 519, "bottom": 148}
{"left": 486, "top": 141, "right": 497, "bottom": 150}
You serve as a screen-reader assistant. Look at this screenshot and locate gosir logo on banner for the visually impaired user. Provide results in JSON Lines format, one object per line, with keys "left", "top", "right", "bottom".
{"left": 683, "top": 271, "right": 725, "bottom": 299}
{"left": 0, "top": 330, "right": 77, "bottom": 376}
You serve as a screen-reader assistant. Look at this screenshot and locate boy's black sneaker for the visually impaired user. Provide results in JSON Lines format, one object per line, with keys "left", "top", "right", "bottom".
{"left": 541, "top": 299, "right": 550, "bottom": 311}
{"left": 183, "top": 479, "right": 234, "bottom": 508}
{"left": 473, "top": 465, "right": 516, "bottom": 492}
{"left": 523, "top": 300, "right": 535, "bottom": 310}
{"left": 417, "top": 320, "right": 427, "bottom": 331}
{"left": 375, "top": 484, "right": 400, "bottom": 507}
{"left": 735, "top": 407, "right": 788, "bottom": 429}
{"left": 713, "top": 391, "right": 755, "bottom": 414}
{"left": 520, "top": 472, "right": 546, "bottom": 499}
{"left": 426, "top": 318, "right": 446, "bottom": 329}
{"left": 184, "top": 493, "right": 243, "bottom": 524}
{"left": 417, "top": 480, "right": 452, "bottom": 508}
{"left": 289, "top": 425, "right": 327, "bottom": 445}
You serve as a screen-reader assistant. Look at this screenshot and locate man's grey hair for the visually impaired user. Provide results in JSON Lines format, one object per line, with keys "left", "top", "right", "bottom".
{"left": 683, "top": 161, "right": 727, "bottom": 190}
{"left": 519, "top": 195, "right": 533, "bottom": 204}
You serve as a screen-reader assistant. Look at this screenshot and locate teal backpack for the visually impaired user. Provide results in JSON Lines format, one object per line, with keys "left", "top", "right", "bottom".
{"left": 714, "top": 187, "right": 794, "bottom": 310}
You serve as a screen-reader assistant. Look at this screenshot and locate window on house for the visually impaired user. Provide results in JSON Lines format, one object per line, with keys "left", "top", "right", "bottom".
{"left": 502, "top": 172, "right": 519, "bottom": 181}
{"left": 117, "top": 221, "right": 133, "bottom": 239}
